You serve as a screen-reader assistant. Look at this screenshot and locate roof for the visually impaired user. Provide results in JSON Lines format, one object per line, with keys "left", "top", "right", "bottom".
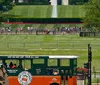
{"left": 0, "top": 55, "right": 78, "bottom": 59}
{"left": 49, "top": 56, "right": 78, "bottom": 59}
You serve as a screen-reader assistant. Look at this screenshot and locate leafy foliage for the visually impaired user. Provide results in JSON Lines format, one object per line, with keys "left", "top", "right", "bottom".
{"left": 0, "top": 0, "right": 4, "bottom": 4}
{"left": 16, "top": 0, "right": 49, "bottom": 5}
{"left": 0, "top": 0, "right": 14, "bottom": 22}
{"left": 83, "top": 0, "right": 100, "bottom": 31}
{"left": 0, "top": 0, "right": 14, "bottom": 11}
{"left": 69, "top": 0, "right": 88, "bottom": 5}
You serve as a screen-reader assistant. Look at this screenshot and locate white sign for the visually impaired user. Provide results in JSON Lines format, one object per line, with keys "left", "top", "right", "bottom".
{"left": 18, "top": 71, "right": 32, "bottom": 85}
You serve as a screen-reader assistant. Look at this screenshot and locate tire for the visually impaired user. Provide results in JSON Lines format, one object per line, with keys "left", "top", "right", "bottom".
{"left": 0, "top": 83, "right": 2, "bottom": 85}
{"left": 50, "top": 83, "right": 59, "bottom": 85}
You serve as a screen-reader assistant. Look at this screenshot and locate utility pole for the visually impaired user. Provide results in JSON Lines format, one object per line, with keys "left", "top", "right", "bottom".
{"left": 88, "top": 44, "right": 92, "bottom": 85}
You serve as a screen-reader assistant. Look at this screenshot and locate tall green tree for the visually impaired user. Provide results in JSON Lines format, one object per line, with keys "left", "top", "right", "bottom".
{"left": 69, "top": 0, "right": 88, "bottom": 5}
{"left": 0, "top": 0, "right": 14, "bottom": 22}
{"left": 83, "top": 0, "right": 100, "bottom": 31}
{"left": 0, "top": 0, "right": 13, "bottom": 11}
{"left": 0, "top": 0, "right": 4, "bottom": 4}
{"left": 0, "top": 0, "right": 4, "bottom": 10}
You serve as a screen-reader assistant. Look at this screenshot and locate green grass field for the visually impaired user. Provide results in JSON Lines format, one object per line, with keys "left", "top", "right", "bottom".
{"left": 58, "top": 5, "right": 85, "bottom": 18}
{"left": 0, "top": 34, "right": 100, "bottom": 71}
{"left": 3, "top": 5, "right": 85, "bottom": 18}
{"left": 4, "top": 5, "right": 52, "bottom": 18}
{"left": 1, "top": 4, "right": 99, "bottom": 83}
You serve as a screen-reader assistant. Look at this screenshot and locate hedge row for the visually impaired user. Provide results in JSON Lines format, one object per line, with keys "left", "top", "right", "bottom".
{"left": 16, "top": 2, "right": 50, "bottom": 5}
{"left": 8, "top": 18, "right": 82, "bottom": 23}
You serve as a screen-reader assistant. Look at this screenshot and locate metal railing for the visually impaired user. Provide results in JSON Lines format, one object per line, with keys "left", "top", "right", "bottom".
{"left": 0, "top": 42, "right": 100, "bottom": 50}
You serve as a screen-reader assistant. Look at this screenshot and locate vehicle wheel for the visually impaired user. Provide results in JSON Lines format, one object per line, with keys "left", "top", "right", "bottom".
{"left": 50, "top": 83, "right": 59, "bottom": 85}
{"left": 0, "top": 83, "right": 2, "bottom": 85}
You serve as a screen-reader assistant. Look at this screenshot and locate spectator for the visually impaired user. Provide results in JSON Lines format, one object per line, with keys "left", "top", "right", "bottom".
{"left": 27, "top": 27, "right": 30, "bottom": 34}
{"left": 12, "top": 64, "right": 17, "bottom": 68}
{"left": 46, "top": 28, "right": 50, "bottom": 34}
{"left": 9, "top": 62, "right": 13, "bottom": 68}
{"left": 36, "top": 27, "right": 38, "bottom": 35}
{"left": 7, "top": 27, "right": 11, "bottom": 34}
{"left": 20, "top": 27, "right": 23, "bottom": 33}
{"left": 30, "top": 27, "right": 33, "bottom": 34}
{"left": 18, "top": 27, "right": 21, "bottom": 32}
{"left": 52, "top": 28, "right": 56, "bottom": 35}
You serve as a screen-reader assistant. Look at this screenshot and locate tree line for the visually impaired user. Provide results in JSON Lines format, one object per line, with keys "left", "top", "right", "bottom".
{"left": 0, "top": 0, "right": 100, "bottom": 31}
{"left": 0, "top": 0, "right": 14, "bottom": 11}
{"left": 83, "top": 0, "right": 100, "bottom": 31}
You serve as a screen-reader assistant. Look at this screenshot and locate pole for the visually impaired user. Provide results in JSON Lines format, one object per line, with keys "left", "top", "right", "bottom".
{"left": 88, "top": 44, "right": 92, "bottom": 85}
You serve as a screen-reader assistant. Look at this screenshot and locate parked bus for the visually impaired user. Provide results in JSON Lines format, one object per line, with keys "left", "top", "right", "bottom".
{"left": 0, "top": 55, "right": 78, "bottom": 85}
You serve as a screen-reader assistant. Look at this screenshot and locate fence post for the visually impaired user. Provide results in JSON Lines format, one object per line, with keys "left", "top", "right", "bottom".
{"left": 97, "top": 79, "right": 99, "bottom": 85}
{"left": 23, "top": 43, "right": 25, "bottom": 48}
{"left": 56, "top": 36, "right": 58, "bottom": 49}
{"left": 93, "top": 67, "right": 96, "bottom": 78}
{"left": 7, "top": 42, "right": 9, "bottom": 48}
{"left": 40, "top": 42, "right": 42, "bottom": 49}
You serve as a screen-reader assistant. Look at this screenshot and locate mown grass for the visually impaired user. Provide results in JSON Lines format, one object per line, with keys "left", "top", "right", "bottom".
{"left": 58, "top": 5, "right": 85, "bottom": 18}
{"left": 3, "top": 5, "right": 85, "bottom": 18}
{"left": 0, "top": 34, "right": 99, "bottom": 71}
{"left": 4, "top": 5, "right": 52, "bottom": 18}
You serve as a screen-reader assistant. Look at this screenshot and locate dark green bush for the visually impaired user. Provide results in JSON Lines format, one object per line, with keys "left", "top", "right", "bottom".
{"left": 8, "top": 18, "right": 82, "bottom": 23}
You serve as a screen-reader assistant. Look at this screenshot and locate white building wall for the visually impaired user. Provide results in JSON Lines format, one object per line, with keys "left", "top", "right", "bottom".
{"left": 50, "top": 0, "right": 57, "bottom": 5}
{"left": 18, "top": 0, "right": 24, "bottom": 3}
{"left": 13, "top": 0, "right": 15, "bottom": 2}
{"left": 13, "top": 0, "right": 24, "bottom": 3}
{"left": 62, "top": 0, "right": 69, "bottom": 5}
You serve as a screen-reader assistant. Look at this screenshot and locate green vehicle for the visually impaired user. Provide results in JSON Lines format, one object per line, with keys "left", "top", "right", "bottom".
{"left": 0, "top": 55, "right": 78, "bottom": 85}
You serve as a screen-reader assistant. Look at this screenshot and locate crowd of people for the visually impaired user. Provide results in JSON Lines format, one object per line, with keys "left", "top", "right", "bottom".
{"left": 3, "top": 62, "right": 17, "bottom": 69}
{"left": 9, "top": 62, "right": 17, "bottom": 68}
{"left": 0, "top": 26, "right": 82, "bottom": 35}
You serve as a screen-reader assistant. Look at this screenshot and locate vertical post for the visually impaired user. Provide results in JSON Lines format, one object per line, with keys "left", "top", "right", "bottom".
{"left": 57, "top": 36, "right": 58, "bottom": 49}
{"left": 7, "top": 42, "right": 9, "bottom": 48}
{"left": 23, "top": 43, "right": 25, "bottom": 48}
{"left": 88, "top": 44, "right": 92, "bottom": 85}
{"left": 50, "top": 0, "right": 57, "bottom": 5}
{"left": 66, "top": 0, "right": 69, "bottom": 5}
{"left": 64, "top": 76, "right": 66, "bottom": 85}
{"left": 62, "top": 0, "right": 69, "bottom": 5}
{"left": 18, "top": 0, "right": 24, "bottom": 3}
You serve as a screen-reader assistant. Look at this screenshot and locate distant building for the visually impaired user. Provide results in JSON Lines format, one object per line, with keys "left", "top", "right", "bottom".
{"left": 13, "top": 0, "right": 68, "bottom": 5}
{"left": 13, "top": 0, "right": 30, "bottom": 3}
{"left": 50, "top": 0, "right": 88, "bottom": 5}
{"left": 13, "top": 0, "right": 88, "bottom": 5}
{"left": 50, "top": 0, "right": 68, "bottom": 5}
